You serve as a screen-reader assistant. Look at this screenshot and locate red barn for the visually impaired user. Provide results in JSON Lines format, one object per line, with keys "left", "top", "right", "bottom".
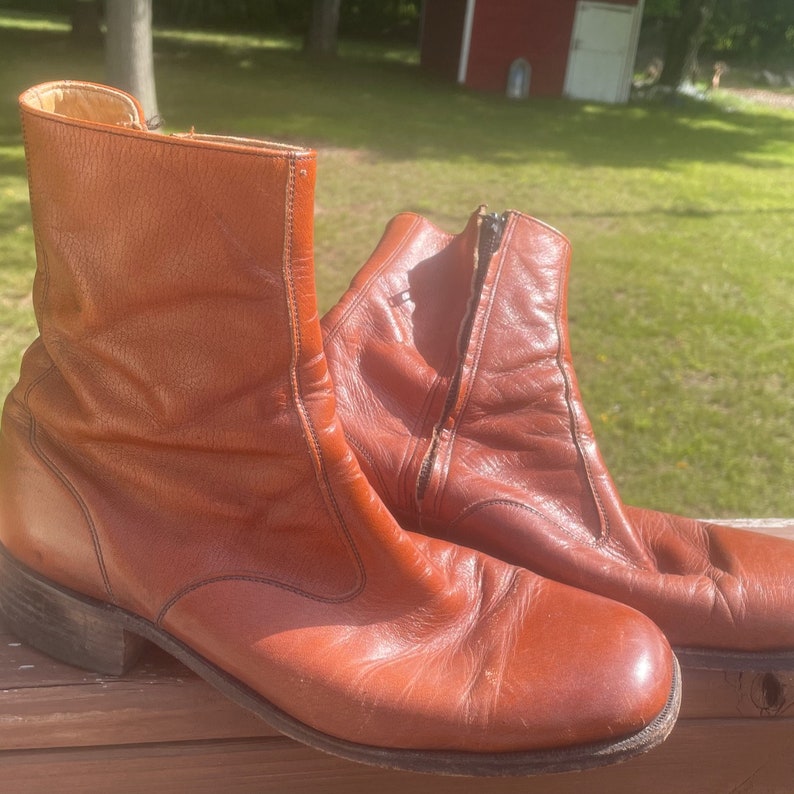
{"left": 420, "top": 0, "right": 645, "bottom": 103}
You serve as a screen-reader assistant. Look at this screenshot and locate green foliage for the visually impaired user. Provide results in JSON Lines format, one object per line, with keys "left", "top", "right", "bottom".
{"left": 152, "top": 0, "right": 308, "bottom": 35}
{"left": 1, "top": 13, "right": 793, "bottom": 518}
{"left": 0, "top": 0, "right": 72, "bottom": 14}
{"left": 708, "top": 0, "right": 794, "bottom": 61}
{"left": 644, "top": 0, "right": 794, "bottom": 62}
{"left": 339, "top": 1, "right": 419, "bottom": 41}
{"left": 644, "top": 0, "right": 682, "bottom": 18}
{"left": 0, "top": 0, "right": 422, "bottom": 40}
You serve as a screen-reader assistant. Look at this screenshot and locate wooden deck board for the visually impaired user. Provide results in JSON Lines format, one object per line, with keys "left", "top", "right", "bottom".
{"left": 2, "top": 519, "right": 794, "bottom": 792}
{"left": 3, "top": 722, "right": 794, "bottom": 794}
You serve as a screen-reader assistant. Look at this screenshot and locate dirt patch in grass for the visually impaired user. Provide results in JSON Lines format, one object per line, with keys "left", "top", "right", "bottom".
{"left": 722, "top": 88, "right": 794, "bottom": 111}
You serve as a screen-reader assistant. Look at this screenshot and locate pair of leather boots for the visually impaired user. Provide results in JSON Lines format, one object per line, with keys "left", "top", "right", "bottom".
{"left": 1, "top": 80, "right": 792, "bottom": 777}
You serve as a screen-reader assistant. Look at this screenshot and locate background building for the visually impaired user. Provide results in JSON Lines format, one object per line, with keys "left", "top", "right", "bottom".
{"left": 421, "top": 0, "right": 645, "bottom": 103}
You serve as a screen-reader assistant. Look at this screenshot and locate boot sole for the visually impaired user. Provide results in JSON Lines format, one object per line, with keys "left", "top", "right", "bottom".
{"left": 0, "top": 542, "right": 680, "bottom": 776}
{"left": 675, "top": 646, "right": 794, "bottom": 672}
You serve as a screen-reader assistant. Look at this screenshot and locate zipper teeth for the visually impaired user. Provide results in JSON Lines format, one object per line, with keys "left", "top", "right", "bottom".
{"left": 415, "top": 434, "right": 438, "bottom": 503}
{"left": 415, "top": 213, "right": 507, "bottom": 503}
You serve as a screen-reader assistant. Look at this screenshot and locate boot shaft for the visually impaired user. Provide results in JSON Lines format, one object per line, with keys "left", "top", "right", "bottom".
{"left": 3, "top": 82, "right": 370, "bottom": 615}
{"left": 20, "top": 81, "right": 317, "bottom": 436}
{"left": 324, "top": 207, "right": 794, "bottom": 658}
{"left": 323, "top": 210, "right": 480, "bottom": 513}
{"left": 323, "top": 208, "right": 654, "bottom": 559}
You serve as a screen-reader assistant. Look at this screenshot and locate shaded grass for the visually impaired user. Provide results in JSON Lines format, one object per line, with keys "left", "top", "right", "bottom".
{"left": 1, "top": 13, "right": 793, "bottom": 517}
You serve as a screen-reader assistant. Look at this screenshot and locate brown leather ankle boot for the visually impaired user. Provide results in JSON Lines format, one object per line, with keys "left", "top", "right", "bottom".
{"left": 323, "top": 206, "right": 794, "bottom": 671}
{"left": 0, "top": 83, "right": 680, "bottom": 775}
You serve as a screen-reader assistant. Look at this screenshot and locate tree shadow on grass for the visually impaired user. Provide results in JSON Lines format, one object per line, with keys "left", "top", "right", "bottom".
{"left": 160, "top": 48, "right": 794, "bottom": 173}
{"left": 1, "top": 22, "right": 793, "bottom": 174}
{"left": 567, "top": 205, "right": 794, "bottom": 219}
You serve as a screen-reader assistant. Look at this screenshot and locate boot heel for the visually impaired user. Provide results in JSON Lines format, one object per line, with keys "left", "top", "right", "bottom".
{"left": 0, "top": 545, "right": 146, "bottom": 676}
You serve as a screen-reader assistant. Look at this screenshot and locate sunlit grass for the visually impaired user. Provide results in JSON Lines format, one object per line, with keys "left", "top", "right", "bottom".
{"left": 153, "top": 26, "right": 301, "bottom": 53}
{"left": 1, "top": 11, "right": 793, "bottom": 517}
{"left": 0, "top": 9, "right": 69, "bottom": 32}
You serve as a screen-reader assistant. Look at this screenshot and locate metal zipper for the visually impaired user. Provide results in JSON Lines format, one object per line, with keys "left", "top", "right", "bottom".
{"left": 415, "top": 212, "right": 507, "bottom": 504}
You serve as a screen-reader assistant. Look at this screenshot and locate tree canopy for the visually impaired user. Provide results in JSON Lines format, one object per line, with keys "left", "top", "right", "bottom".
{"left": 644, "top": 0, "right": 794, "bottom": 63}
{"left": 2, "top": 0, "right": 791, "bottom": 70}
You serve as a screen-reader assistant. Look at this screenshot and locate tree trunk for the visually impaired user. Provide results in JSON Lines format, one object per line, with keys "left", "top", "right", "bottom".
{"left": 305, "top": 0, "right": 342, "bottom": 58}
{"left": 658, "top": 0, "right": 718, "bottom": 88}
{"left": 105, "top": 0, "right": 160, "bottom": 126}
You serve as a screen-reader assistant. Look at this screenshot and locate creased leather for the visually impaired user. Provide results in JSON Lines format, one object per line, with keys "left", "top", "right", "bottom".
{"left": 0, "top": 83, "right": 676, "bottom": 756}
{"left": 323, "top": 207, "right": 794, "bottom": 656}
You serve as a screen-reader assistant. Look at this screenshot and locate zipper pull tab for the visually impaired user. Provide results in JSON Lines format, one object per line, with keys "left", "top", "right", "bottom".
{"left": 478, "top": 212, "right": 507, "bottom": 266}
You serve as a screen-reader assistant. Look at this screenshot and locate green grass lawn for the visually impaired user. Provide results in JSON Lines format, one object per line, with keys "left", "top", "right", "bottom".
{"left": 1, "top": 12, "right": 793, "bottom": 518}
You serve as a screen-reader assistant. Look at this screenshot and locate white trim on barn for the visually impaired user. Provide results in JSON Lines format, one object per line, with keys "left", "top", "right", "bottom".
{"left": 563, "top": 0, "right": 644, "bottom": 103}
{"left": 625, "top": 0, "right": 646, "bottom": 95}
{"left": 457, "top": 0, "right": 478, "bottom": 84}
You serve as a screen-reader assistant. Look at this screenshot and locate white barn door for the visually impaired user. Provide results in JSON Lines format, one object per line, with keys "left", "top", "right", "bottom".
{"left": 563, "top": 1, "right": 642, "bottom": 103}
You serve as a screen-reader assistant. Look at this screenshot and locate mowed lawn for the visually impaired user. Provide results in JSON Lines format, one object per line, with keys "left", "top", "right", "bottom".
{"left": 1, "top": 12, "right": 793, "bottom": 518}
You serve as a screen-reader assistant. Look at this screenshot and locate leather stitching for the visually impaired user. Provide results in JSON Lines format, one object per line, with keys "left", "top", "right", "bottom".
{"left": 23, "top": 363, "right": 116, "bottom": 600}
{"left": 449, "top": 498, "right": 643, "bottom": 567}
{"left": 323, "top": 216, "right": 426, "bottom": 510}
{"left": 549, "top": 234, "right": 637, "bottom": 562}
{"left": 154, "top": 573, "right": 358, "bottom": 626}
{"left": 22, "top": 101, "right": 315, "bottom": 160}
{"left": 345, "top": 432, "right": 390, "bottom": 498}
{"left": 322, "top": 214, "right": 424, "bottom": 340}
{"left": 552, "top": 239, "right": 614, "bottom": 541}
{"left": 280, "top": 157, "right": 366, "bottom": 601}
